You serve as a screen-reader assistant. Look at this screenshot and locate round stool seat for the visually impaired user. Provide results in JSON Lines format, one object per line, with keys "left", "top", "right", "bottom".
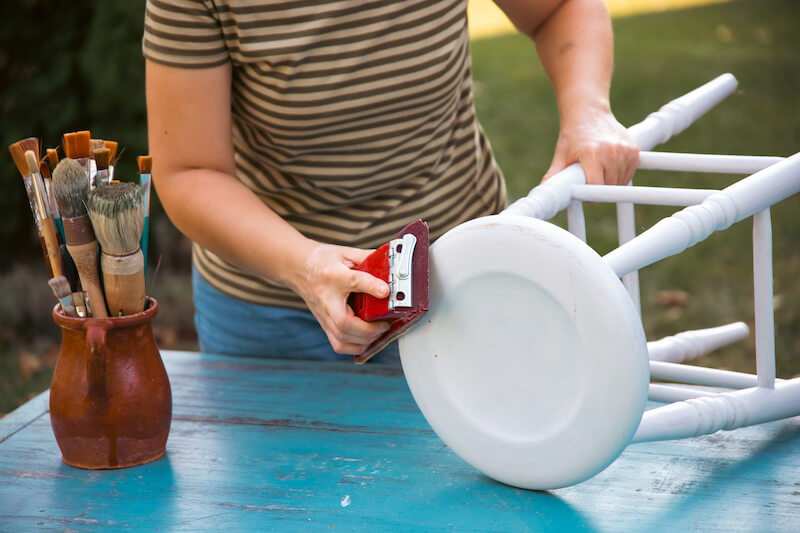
{"left": 400, "top": 215, "right": 650, "bottom": 490}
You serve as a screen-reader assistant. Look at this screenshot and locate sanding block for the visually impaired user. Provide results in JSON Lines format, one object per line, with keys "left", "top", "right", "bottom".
{"left": 350, "top": 220, "right": 429, "bottom": 364}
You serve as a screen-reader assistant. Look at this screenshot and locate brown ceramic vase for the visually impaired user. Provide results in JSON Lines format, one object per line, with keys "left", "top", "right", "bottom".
{"left": 50, "top": 297, "right": 172, "bottom": 469}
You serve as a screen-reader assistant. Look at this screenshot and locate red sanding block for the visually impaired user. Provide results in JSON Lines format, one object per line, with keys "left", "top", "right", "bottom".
{"left": 350, "top": 220, "right": 429, "bottom": 364}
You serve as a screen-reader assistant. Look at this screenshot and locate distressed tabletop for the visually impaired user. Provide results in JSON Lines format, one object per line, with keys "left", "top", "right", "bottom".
{"left": 1, "top": 350, "right": 798, "bottom": 532}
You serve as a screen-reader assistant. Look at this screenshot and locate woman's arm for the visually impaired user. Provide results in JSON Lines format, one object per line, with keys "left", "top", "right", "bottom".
{"left": 145, "top": 59, "right": 389, "bottom": 354}
{"left": 494, "top": 0, "right": 639, "bottom": 185}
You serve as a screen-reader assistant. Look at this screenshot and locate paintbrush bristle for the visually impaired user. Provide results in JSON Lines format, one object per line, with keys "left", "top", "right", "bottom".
{"left": 48, "top": 276, "right": 73, "bottom": 299}
{"left": 90, "top": 139, "right": 104, "bottom": 154}
{"left": 52, "top": 158, "right": 89, "bottom": 218}
{"left": 18, "top": 137, "right": 39, "bottom": 160}
{"left": 46, "top": 148, "right": 59, "bottom": 170}
{"left": 63, "top": 131, "right": 91, "bottom": 159}
{"left": 24, "top": 150, "right": 40, "bottom": 177}
{"left": 104, "top": 141, "right": 118, "bottom": 162}
{"left": 8, "top": 144, "right": 29, "bottom": 176}
{"left": 94, "top": 148, "right": 111, "bottom": 170}
{"left": 87, "top": 183, "right": 145, "bottom": 254}
{"left": 8, "top": 137, "right": 39, "bottom": 176}
{"left": 137, "top": 155, "right": 152, "bottom": 174}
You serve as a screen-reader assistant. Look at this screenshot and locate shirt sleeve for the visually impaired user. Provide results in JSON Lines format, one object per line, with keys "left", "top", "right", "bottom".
{"left": 142, "top": 0, "right": 229, "bottom": 68}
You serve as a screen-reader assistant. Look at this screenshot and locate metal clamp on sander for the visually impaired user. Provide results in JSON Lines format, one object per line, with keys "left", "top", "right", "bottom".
{"left": 349, "top": 220, "right": 429, "bottom": 364}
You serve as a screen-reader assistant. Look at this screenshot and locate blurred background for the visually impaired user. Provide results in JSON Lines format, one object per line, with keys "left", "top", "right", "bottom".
{"left": 1, "top": 0, "right": 798, "bottom": 414}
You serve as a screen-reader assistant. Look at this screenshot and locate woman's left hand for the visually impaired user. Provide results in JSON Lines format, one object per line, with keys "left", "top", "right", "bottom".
{"left": 542, "top": 106, "right": 639, "bottom": 186}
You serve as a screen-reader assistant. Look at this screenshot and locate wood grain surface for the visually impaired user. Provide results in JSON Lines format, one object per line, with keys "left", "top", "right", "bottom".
{"left": 1, "top": 350, "right": 799, "bottom": 532}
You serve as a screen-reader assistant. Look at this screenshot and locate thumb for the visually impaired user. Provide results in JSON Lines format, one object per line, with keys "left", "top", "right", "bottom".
{"left": 349, "top": 269, "right": 390, "bottom": 299}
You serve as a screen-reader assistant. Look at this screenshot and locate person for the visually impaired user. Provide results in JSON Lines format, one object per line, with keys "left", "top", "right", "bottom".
{"left": 142, "top": 0, "right": 639, "bottom": 363}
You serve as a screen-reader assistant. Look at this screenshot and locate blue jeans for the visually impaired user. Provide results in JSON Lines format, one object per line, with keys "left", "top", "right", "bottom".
{"left": 192, "top": 267, "right": 400, "bottom": 365}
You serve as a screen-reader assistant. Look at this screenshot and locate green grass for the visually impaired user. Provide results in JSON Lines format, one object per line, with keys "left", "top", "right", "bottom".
{"left": 470, "top": 0, "right": 800, "bottom": 376}
{"left": 0, "top": 344, "right": 57, "bottom": 415}
{"left": 2, "top": 0, "right": 799, "bottom": 414}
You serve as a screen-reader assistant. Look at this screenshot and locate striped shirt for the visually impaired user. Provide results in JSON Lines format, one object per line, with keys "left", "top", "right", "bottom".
{"left": 143, "top": 0, "right": 506, "bottom": 310}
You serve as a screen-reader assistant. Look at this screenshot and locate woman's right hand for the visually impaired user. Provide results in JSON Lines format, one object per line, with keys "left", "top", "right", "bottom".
{"left": 145, "top": 60, "right": 389, "bottom": 355}
{"left": 289, "top": 243, "right": 391, "bottom": 355}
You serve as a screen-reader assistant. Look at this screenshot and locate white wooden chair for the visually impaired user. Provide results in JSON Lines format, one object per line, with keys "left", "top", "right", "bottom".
{"left": 399, "top": 74, "right": 800, "bottom": 490}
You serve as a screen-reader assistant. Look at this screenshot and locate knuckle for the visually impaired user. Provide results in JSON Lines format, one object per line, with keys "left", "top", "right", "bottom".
{"left": 318, "top": 264, "right": 337, "bottom": 282}
{"left": 599, "top": 142, "right": 616, "bottom": 159}
{"left": 330, "top": 340, "right": 347, "bottom": 354}
{"left": 583, "top": 143, "right": 600, "bottom": 158}
{"left": 348, "top": 270, "right": 362, "bottom": 288}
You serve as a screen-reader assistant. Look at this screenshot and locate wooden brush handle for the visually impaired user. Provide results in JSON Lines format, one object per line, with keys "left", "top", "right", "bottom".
{"left": 39, "top": 236, "right": 54, "bottom": 278}
{"left": 66, "top": 240, "right": 109, "bottom": 318}
{"left": 62, "top": 215, "right": 108, "bottom": 318}
{"left": 41, "top": 217, "right": 63, "bottom": 278}
{"left": 101, "top": 250, "right": 145, "bottom": 316}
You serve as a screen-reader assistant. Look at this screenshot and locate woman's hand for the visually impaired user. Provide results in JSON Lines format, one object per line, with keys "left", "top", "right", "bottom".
{"left": 542, "top": 106, "right": 639, "bottom": 186}
{"left": 290, "top": 243, "right": 391, "bottom": 355}
{"left": 146, "top": 60, "right": 390, "bottom": 356}
{"left": 492, "top": 0, "right": 639, "bottom": 186}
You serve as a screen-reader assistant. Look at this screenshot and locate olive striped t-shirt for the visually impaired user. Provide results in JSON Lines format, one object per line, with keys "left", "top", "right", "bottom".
{"left": 143, "top": 0, "right": 506, "bottom": 310}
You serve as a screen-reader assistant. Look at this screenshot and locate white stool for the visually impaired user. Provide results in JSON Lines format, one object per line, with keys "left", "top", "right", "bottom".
{"left": 399, "top": 74, "right": 800, "bottom": 490}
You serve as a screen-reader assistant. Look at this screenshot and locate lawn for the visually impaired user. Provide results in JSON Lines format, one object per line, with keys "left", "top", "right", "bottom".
{"left": 470, "top": 0, "right": 800, "bottom": 376}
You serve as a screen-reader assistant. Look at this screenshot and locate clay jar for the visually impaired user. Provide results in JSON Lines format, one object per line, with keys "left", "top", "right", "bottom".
{"left": 50, "top": 297, "right": 172, "bottom": 469}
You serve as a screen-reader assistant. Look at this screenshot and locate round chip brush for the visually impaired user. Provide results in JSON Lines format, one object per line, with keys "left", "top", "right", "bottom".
{"left": 52, "top": 158, "right": 109, "bottom": 318}
{"left": 94, "top": 148, "right": 111, "bottom": 187}
{"left": 48, "top": 276, "right": 77, "bottom": 317}
{"left": 87, "top": 183, "right": 146, "bottom": 316}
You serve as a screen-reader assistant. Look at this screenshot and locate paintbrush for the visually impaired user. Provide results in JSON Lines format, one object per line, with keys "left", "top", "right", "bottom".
{"left": 72, "top": 292, "right": 87, "bottom": 318}
{"left": 104, "top": 140, "right": 118, "bottom": 162}
{"left": 90, "top": 139, "right": 105, "bottom": 188}
{"left": 38, "top": 158, "right": 54, "bottom": 215}
{"left": 25, "top": 150, "right": 63, "bottom": 279}
{"left": 137, "top": 156, "right": 153, "bottom": 272}
{"left": 94, "top": 148, "right": 111, "bottom": 187}
{"left": 36, "top": 155, "right": 61, "bottom": 231}
{"left": 52, "top": 157, "right": 109, "bottom": 318}
{"left": 10, "top": 139, "right": 63, "bottom": 278}
{"left": 44, "top": 147, "right": 66, "bottom": 244}
{"left": 48, "top": 276, "right": 77, "bottom": 317}
{"left": 104, "top": 141, "right": 118, "bottom": 180}
{"left": 46, "top": 148, "right": 59, "bottom": 171}
{"left": 45, "top": 149, "right": 60, "bottom": 203}
{"left": 87, "top": 183, "right": 146, "bottom": 316}
{"left": 8, "top": 137, "right": 53, "bottom": 270}
{"left": 83, "top": 292, "right": 93, "bottom": 317}
{"left": 62, "top": 131, "right": 92, "bottom": 187}
{"left": 9, "top": 138, "right": 44, "bottom": 233}
{"left": 9, "top": 138, "right": 54, "bottom": 275}
{"left": 60, "top": 244, "right": 80, "bottom": 291}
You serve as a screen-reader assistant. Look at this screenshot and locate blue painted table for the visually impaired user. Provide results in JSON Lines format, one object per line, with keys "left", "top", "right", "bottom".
{"left": 1, "top": 350, "right": 799, "bottom": 532}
